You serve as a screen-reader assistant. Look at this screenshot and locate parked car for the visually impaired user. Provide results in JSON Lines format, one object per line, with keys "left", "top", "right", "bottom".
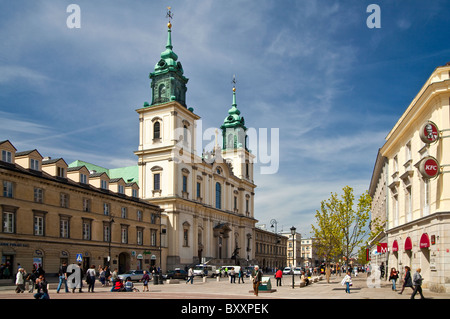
{"left": 283, "top": 267, "right": 292, "bottom": 275}
{"left": 193, "top": 264, "right": 217, "bottom": 277}
{"left": 293, "top": 267, "right": 302, "bottom": 275}
{"left": 118, "top": 270, "right": 146, "bottom": 281}
{"left": 164, "top": 268, "right": 188, "bottom": 280}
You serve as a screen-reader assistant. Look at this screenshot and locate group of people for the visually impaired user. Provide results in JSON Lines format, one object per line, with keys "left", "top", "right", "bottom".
{"left": 12, "top": 265, "right": 49, "bottom": 299}
{"left": 390, "top": 266, "right": 426, "bottom": 299}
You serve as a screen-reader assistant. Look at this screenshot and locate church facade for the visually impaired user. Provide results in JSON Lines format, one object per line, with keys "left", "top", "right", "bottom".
{"left": 134, "top": 21, "right": 258, "bottom": 270}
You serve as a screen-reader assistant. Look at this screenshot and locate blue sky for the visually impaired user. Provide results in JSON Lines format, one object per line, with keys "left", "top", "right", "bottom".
{"left": 1, "top": 0, "right": 450, "bottom": 236}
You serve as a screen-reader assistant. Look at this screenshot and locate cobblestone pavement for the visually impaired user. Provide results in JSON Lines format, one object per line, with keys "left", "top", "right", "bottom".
{"left": 1, "top": 274, "right": 449, "bottom": 300}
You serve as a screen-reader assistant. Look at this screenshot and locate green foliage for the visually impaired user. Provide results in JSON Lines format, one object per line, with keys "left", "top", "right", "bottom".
{"left": 311, "top": 186, "right": 372, "bottom": 265}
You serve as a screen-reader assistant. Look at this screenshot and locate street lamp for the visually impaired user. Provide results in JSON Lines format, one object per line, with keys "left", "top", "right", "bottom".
{"left": 290, "top": 226, "right": 296, "bottom": 289}
{"left": 108, "top": 216, "right": 115, "bottom": 267}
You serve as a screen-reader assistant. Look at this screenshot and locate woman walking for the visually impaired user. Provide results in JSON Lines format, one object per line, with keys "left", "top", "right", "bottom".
{"left": 86, "top": 265, "right": 96, "bottom": 292}
{"left": 411, "top": 268, "right": 425, "bottom": 299}
{"left": 389, "top": 268, "right": 399, "bottom": 291}
{"left": 398, "top": 266, "right": 414, "bottom": 294}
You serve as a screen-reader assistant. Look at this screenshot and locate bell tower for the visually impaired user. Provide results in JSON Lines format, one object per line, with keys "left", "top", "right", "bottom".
{"left": 149, "top": 9, "right": 188, "bottom": 108}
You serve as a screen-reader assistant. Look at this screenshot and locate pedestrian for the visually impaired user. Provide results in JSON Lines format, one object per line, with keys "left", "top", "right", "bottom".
{"left": 186, "top": 267, "right": 194, "bottom": 284}
{"left": 26, "top": 268, "right": 37, "bottom": 293}
{"left": 15, "top": 267, "right": 25, "bottom": 293}
{"left": 251, "top": 265, "right": 262, "bottom": 296}
{"left": 411, "top": 268, "right": 425, "bottom": 299}
{"left": 379, "top": 262, "right": 385, "bottom": 279}
{"left": 398, "top": 266, "right": 414, "bottom": 294}
{"left": 238, "top": 267, "right": 245, "bottom": 284}
{"left": 125, "top": 277, "right": 139, "bottom": 292}
{"left": 301, "top": 271, "right": 309, "bottom": 286}
{"left": 99, "top": 267, "right": 106, "bottom": 286}
{"left": 111, "top": 268, "right": 118, "bottom": 287}
{"left": 275, "top": 268, "right": 282, "bottom": 287}
{"left": 33, "top": 275, "right": 50, "bottom": 299}
{"left": 104, "top": 265, "right": 111, "bottom": 286}
{"left": 341, "top": 270, "right": 352, "bottom": 294}
{"left": 141, "top": 270, "right": 150, "bottom": 292}
{"left": 56, "top": 262, "right": 69, "bottom": 293}
{"left": 86, "top": 264, "right": 96, "bottom": 292}
{"left": 389, "top": 267, "right": 399, "bottom": 291}
{"left": 229, "top": 267, "right": 236, "bottom": 283}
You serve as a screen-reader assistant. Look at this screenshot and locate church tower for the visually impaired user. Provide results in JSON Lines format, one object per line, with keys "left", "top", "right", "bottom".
{"left": 135, "top": 11, "right": 257, "bottom": 271}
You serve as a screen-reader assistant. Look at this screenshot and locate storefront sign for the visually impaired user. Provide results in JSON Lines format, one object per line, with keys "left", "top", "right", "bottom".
{"left": 404, "top": 237, "right": 412, "bottom": 251}
{"left": 377, "top": 243, "right": 388, "bottom": 253}
{"left": 392, "top": 240, "right": 399, "bottom": 252}
{"left": 419, "top": 121, "right": 440, "bottom": 144}
{"left": 419, "top": 156, "right": 440, "bottom": 179}
{"left": 420, "top": 233, "right": 430, "bottom": 248}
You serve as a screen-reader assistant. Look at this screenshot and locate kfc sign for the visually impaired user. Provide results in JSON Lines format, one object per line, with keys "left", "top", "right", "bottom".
{"left": 419, "top": 121, "right": 440, "bottom": 144}
{"left": 419, "top": 156, "right": 440, "bottom": 179}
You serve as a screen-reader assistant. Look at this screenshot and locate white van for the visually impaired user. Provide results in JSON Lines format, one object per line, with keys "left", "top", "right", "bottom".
{"left": 193, "top": 264, "right": 217, "bottom": 277}
{"left": 217, "top": 266, "right": 241, "bottom": 276}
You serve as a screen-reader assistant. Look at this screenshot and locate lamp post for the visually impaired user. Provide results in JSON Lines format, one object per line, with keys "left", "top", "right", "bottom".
{"left": 290, "top": 226, "right": 296, "bottom": 289}
{"left": 108, "top": 216, "right": 115, "bottom": 267}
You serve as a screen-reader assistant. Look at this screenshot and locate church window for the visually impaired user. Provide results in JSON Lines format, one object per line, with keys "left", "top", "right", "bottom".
{"left": 183, "top": 125, "right": 188, "bottom": 143}
{"left": 153, "top": 121, "right": 161, "bottom": 139}
{"left": 182, "top": 175, "right": 188, "bottom": 193}
{"left": 153, "top": 173, "right": 161, "bottom": 191}
{"left": 215, "top": 182, "right": 222, "bottom": 209}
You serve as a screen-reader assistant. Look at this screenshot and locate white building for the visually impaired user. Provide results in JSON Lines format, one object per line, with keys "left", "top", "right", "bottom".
{"left": 135, "top": 21, "right": 257, "bottom": 270}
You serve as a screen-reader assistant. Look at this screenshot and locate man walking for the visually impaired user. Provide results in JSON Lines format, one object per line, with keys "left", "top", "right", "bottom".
{"left": 251, "top": 265, "right": 262, "bottom": 296}
{"left": 56, "top": 262, "right": 69, "bottom": 293}
{"left": 411, "top": 268, "right": 425, "bottom": 299}
{"left": 275, "top": 268, "right": 282, "bottom": 287}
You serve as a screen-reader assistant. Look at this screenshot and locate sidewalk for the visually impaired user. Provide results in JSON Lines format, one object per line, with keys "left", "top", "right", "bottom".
{"left": 0, "top": 274, "right": 449, "bottom": 299}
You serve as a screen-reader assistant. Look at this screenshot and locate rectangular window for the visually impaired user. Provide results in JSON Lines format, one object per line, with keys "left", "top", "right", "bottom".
{"left": 1, "top": 150, "right": 12, "bottom": 163}
{"left": 103, "top": 224, "right": 111, "bottom": 242}
{"left": 234, "top": 196, "right": 238, "bottom": 210}
{"left": 82, "top": 220, "right": 91, "bottom": 240}
{"left": 121, "top": 207, "right": 127, "bottom": 219}
{"left": 83, "top": 198, "right": 91, "bottom": 212}
{"left": 182, "top": 175, "right": 187, "bottom": 193}
{"left": 121, "top": 226, "right": 128, "bottom": 244}
{"left": 3, "top": 181, "right": 13, "bottom": 198}
{"left": 57, "top": 167, "right": 65, "bottom": 178}
{"left": 3, "top": 211, "right": 15, "bottom": 233}
{"left": 103, "top": 203, "right": 110, "bottom": 216}
{"left": 101, "top": 180, "right": 108, "bottom": 190}
{"left": 196, "top": 182, "right": 201, "bottom": 199}
{"left": 132, "top": 189, "right": 138, "bottom": 198}
{"left": 183, "top": 229, "right": 189, "bottom": 246}
{"left": 30, "top": 158, "right": 39, "bottom": 171}
{"left": 151, "top": 229, "right": 157, "bottom": 247}
{"left": 151, "top": 213, "right": 156, "bottom": 224}
{"left": 118, "top": 185, "right": 124, "bottom": 194}
{"left": 60, "top": 218, "right": 70, "bottom": 238}
{"left": 153, "top": 173, "right": 160, "bottom": 191}
{"left": 137, "top": 228, "right": 143, "bottom": 246}
{"left": 80, "top": 173, "right": 87, "bottom": 184}
{"left": 34, "top": 188, "right": 43, "bottom": 203}
{"left": 60, "top": 193, "right": 69, "bottom": 208}
{"left": 34, "top": 215, "right": 44, "bottom": 236}
{"left": 137, "top": 210, "right": 142, "bottom": 222}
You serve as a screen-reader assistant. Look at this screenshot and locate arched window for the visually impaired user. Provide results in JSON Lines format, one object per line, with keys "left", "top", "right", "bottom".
{"left": 183, "top": 125, "right": 188, "bottom": 143}
{"left": 153, "top": 121, "right": 161, "bottom": 139}
{"left": 215, "top": 182, "right": 222, "bottom": 209}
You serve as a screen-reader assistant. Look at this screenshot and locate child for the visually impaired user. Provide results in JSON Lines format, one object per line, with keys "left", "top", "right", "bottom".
{"left": 341, "top": 271, "right": 352, "bottom": 294}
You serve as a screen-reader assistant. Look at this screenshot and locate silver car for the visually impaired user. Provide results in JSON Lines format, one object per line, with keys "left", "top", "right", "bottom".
{"left": 118, "top": 270, "right": 146, "bottom": 281}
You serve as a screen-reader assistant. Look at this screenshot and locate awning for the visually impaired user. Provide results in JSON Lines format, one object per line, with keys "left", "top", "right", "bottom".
{"left": 404, "top": 237, "right": 412, "bottom": 251}
{"left": 392, "top": 240, "right": 399, "bottom": 252}
{"left": 420, "top": 233, "right": 430, "bottom": 248}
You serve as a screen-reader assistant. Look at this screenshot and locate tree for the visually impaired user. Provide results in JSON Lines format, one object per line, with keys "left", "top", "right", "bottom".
{"left": 311, "top": 186, "right": 372, "bottom": 267}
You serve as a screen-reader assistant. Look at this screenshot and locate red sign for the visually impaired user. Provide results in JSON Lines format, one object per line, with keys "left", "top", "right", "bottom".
{"left": 419, "top": 156, "right": 440, "bottom": 179}
{"left": 420, "top": 121, "right": 439, "bottom": 144}
{"left": 392, "top": 240, "right": 399, "bottom": 252}
{"left": 377, "top": 243, "right": 388, "bottom": 253}
{"left": 420, "top": 233, "right": 430, "bottom": 248}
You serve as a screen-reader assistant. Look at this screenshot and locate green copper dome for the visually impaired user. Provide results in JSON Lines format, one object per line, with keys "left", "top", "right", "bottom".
{"left": 149, "top": 23, "right": 188, "bottom": 107}
{"left": 221, "top": 88, "right": 248, "bottom": 150}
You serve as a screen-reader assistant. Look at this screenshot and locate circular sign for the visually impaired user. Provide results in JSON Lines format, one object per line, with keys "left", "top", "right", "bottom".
{"left": 419, "top": 156, "right": 440, "bottom": 179}
{"left": 419, "top": 121, "right": 439, "bottom": 144}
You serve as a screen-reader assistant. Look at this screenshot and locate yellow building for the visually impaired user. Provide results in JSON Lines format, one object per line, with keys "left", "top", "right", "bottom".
{"left": 255, "top": 226, "right": 287, "bottom": 270}
{"left": 0, "top": 140, "right": 163, "bottom": 278}
{"left": 369, "top": 62, "right": 450, "bottom": 293}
